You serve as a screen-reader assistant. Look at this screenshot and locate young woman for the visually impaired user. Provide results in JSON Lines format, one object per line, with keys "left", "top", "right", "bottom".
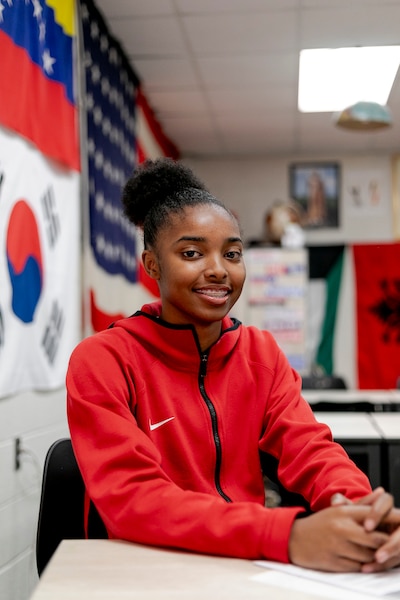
{"left": 67, "top": 158, "right": 400, "bottom": 572}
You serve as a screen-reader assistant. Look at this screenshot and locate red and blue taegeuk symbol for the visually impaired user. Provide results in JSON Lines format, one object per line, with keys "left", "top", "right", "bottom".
{"left": 6, "top": 200, "right": 44, "bottom": 323}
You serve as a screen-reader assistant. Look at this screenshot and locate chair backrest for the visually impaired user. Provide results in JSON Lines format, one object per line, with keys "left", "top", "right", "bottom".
{"left": 301, "top": 374, "right": 347, "bottom": 390}
{"left": 36, "top": 438, "right": 107, "bottom": 576}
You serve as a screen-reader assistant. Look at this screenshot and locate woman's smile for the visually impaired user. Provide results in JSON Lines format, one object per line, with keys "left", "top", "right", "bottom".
{"left": 193, "top": 286, "right": 231, "bottom": 305}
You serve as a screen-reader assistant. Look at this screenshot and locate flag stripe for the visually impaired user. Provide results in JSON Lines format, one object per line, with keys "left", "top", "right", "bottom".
{"left": 0, "top": 30, "right": 79, "bottom": 171}
{"left": 353, "top": 243, "right": 400, "bottom": 389}
{"left": 315, "top": 248, "right": 344, "bottom": 374}
{"left": 137, "top": 88, "right": 180, "bottom": 160}
{"left": 0, "top": 1, "right": 75, "bottom": 103}
{"left": 47, "top": 0, "right": 76, "bottom": 36}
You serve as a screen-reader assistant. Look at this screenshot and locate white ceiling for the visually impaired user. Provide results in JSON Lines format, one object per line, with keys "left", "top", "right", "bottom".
{"left": 93, "top": 0, "right": 400, "bottom": 158}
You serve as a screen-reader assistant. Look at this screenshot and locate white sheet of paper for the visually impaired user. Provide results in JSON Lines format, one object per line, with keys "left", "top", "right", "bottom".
{"left": 253, "top": 561, "right": 400, "bottom": 597}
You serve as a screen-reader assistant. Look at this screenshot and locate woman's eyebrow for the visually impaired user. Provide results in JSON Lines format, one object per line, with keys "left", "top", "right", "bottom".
{"left": 176, "top": 236, "right": 206, "bottom": 243}
{"left": 175, "top": 236, "right": 243, "bottom": 244}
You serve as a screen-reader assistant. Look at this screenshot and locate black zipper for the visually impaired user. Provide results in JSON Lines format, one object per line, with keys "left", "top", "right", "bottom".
{"left": 199, "top": 352, "right": 232, "bottom": 503}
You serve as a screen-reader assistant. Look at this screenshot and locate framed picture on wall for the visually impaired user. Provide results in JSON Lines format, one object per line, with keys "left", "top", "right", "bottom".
{"left": 289, "top": 162, "right": 340, "bottom": 228}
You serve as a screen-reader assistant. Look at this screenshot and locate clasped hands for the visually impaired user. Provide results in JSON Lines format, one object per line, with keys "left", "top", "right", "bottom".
{"left": 289, "top": 487, "right": 400, "bottom": 572}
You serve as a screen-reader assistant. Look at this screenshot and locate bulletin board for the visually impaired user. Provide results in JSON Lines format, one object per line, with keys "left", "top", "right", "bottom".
{"left": 244, "top": 247, "right": 308, "bottom": 372}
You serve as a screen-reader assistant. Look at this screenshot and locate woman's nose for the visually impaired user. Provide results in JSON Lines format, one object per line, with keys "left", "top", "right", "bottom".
{"left": 204, "top": 255, "right": 228, "bottom": 278}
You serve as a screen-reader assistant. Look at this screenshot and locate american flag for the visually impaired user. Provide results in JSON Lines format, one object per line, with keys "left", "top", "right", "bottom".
{"left": 81, "top": 0, "right": 139, "bottom": 284}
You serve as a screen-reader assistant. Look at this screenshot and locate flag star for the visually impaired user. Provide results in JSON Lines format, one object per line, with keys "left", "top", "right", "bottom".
{"left": 42, "top": 49, "right": 56, "bottom": 74}
{"left": 39, "top": 21, "right": 46, "bottom": 42}
{"left": 84, "top": 50, "right": 93, "bottom": 68}
{"left": 93, "top": 106, "right": 103, "bottom": 125}
{"left": 6, "top": 0, "right": 13, "bottom": 7}
{"left": 85, "top": 92, "right": 94, "bottom": 111}
{"left": 32, "top": 0, "right": 43, "bottom": 19}
{"left": 81, "top": 4, "right": 89, "bottom": 20}
{"left": 100, "top": 34, "right": 109, "bottom": 53}
{"left": 90, "top": 21, "right": 99, "bottom": 39}
{"left": 101, "top": 77, "right": 110, "bottom": 96}
{"left": 87, "top": 138, "right": 95, "bottom": 156}
{"left": 91, "top": 64, "right": 101, "bottom": 84}
{"left": 109, "top": 47, "right": 118, "bottom": 64}
{"left": 0, "top": 4, "right": 5, "bottom": 22}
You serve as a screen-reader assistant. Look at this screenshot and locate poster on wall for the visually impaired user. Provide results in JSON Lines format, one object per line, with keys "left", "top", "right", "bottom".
{"left": 244, "top": 247, "right": 308, "bottom": 372}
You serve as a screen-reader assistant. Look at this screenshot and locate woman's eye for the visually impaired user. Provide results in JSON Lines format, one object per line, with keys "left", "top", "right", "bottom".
{"left": 182, "top": 250, "right": 200, "bottom": 258}
{"left": 225, "top": 250, "right": 242, "bottom": 260}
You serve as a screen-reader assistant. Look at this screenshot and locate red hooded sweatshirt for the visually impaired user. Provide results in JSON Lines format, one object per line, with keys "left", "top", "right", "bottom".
{"left": 66, "top": 301, "right": 371, "bottom": 562}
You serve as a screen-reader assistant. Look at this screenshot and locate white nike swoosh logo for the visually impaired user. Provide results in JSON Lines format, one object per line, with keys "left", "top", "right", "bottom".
{"left": 149, "top": 416, "right": 175, "bottom": 431}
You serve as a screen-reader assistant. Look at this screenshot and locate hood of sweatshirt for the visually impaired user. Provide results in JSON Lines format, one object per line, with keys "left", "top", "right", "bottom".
{"left": 108, "top": 301, "right": 242, "bottom": 374}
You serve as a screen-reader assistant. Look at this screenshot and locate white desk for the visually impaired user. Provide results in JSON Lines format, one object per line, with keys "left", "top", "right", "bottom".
{"left": 30, "top": 539, "right": 400, "bottom": 600}
{"left": 312, "top": 411, "right": 382, "bottom": 440}
{"left": 303, "top": 389, "right": 400, "bottom": 411}
{"left": 370, "top": 413, "right": 400, "bottom": 504}
{"left": 29, "top": 539, "right": 336, "bottom": 600}
{"left": 313, "top": 412, "right": 383, "bottom": 489}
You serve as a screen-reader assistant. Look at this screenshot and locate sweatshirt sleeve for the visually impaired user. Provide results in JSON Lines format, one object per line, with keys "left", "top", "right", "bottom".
{"left": 66, "top": 333, "right": 303, "bottom": 563}
{"left": 258, "top": 345, "right": 372, "bottom": 510}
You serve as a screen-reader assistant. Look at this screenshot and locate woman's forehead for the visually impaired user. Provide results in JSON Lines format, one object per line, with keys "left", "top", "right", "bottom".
{"left": 171, "top": 203, "right": 239, "bottom": 233}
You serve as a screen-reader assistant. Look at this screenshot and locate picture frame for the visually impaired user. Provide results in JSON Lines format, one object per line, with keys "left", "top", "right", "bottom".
{"left": 392, "top": 155, "right": 400, "bottom": 239}
{"left": 289, "top": 162, "right": 340, "bottom": 229}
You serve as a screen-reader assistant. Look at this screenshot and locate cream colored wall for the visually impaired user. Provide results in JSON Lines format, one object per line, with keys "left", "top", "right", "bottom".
{"left": 184, "top": 154, "right": 394, "bottom": 245}
{"left": 0, "top": 388, "right": 69, "bottom": 600}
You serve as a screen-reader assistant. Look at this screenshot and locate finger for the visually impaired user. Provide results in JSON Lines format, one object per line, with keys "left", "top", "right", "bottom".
{"left": 362, "top": 554, "right": 400, "bottom": 573}
{"left": 374, "top": 524, "right": 400, "bottom": 564}
{"left": 331, "top": 493, "right": 351, "bottom": 506}
{"left": 345, "top": 522, "right": 389, "bottom": 551}
{"left": 330, "top": 487, "right": 385, "bottom": 508}
{"left": 381, "top": 508, "right": 400, "bottom": 531}
{"left": 364, "top": 492, "right": 394, "bottom": 531}
{"left": 356, "top": 487, "right": 386, "bottom": 506}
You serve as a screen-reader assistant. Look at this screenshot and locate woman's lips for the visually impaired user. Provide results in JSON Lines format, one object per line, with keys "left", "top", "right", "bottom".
{"left": 194, "top": 287, "right": 231, "bottom": 304}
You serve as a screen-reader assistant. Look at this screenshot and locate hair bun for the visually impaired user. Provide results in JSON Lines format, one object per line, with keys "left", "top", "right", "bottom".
{"left": 122, "top": 157, "right": 208, "bottom": 227}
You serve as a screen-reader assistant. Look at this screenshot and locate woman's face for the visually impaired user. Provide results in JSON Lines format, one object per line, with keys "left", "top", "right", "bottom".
{"left": 143, "top": 203, "right": 246, "bottom": 347}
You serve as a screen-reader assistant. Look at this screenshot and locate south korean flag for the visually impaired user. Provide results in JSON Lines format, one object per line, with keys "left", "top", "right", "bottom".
{"left": 0, "top": 126, "right": 81, "bottom": 398}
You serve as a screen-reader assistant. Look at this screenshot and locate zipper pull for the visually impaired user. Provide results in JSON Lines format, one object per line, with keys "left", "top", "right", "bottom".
{"left": 200, "top": 352, "right": 208, "bottom": 377}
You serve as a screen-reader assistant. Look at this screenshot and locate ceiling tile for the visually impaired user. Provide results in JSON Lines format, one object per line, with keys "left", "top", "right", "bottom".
{"left": 132, "top": 58, "right": 199, "bottom": 89}
{"left": 94, "top": 0, "right": 175, "bottom": 18}
{"left": 182, "top": 12, "right": 298, "bottom": 54}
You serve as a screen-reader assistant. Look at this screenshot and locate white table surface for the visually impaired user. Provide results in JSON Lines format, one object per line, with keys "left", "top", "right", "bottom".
{"left": 313, "top": 411, "right": 382, "bottom": 440}
{"left": 303, "top": 389, "right": 397, "bottom": 406}
{"left": 370, "top": 413, "right": 400, "bottom": 440}
{"left": 28, "top": 539, "right": 323, "bottom": 600}
{"left": 30, "top": 539, "right": 400, "bottom": 600}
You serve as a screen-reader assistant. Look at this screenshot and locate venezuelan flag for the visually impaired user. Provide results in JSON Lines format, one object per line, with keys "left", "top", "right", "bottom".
{"left": 0, "top": 0, "right": 80, "bottom": 170}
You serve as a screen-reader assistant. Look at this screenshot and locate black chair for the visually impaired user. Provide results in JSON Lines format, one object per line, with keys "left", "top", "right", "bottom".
{"left": 301, "top": 374, "right": 347, "bottom": 390}
{"left": 36, "top": 438, "right": 107, "bottom": 576}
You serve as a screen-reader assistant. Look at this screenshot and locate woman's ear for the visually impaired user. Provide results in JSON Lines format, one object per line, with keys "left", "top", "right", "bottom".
{"left": 142, "top": 249, "right": 160, "bottom": 280}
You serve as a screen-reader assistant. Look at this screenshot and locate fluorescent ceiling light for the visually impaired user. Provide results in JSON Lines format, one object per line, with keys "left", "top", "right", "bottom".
{"left": 298, "top": 46, "right": 400, "bottom": 113}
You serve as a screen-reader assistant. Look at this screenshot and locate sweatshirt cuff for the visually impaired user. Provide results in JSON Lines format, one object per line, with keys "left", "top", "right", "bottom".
{"left": 260, "top": 506, "right": 306, "bottom": 563}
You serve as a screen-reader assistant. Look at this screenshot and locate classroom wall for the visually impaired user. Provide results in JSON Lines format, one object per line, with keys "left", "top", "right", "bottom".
{"left": 0, "top": 388, "right": 69, "bottom": 600}
{"left": 183, "top": 154, "right": 394, "bottom": 245}
{"left": 1, "top": 152, "right": 397, "bottom": 600}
